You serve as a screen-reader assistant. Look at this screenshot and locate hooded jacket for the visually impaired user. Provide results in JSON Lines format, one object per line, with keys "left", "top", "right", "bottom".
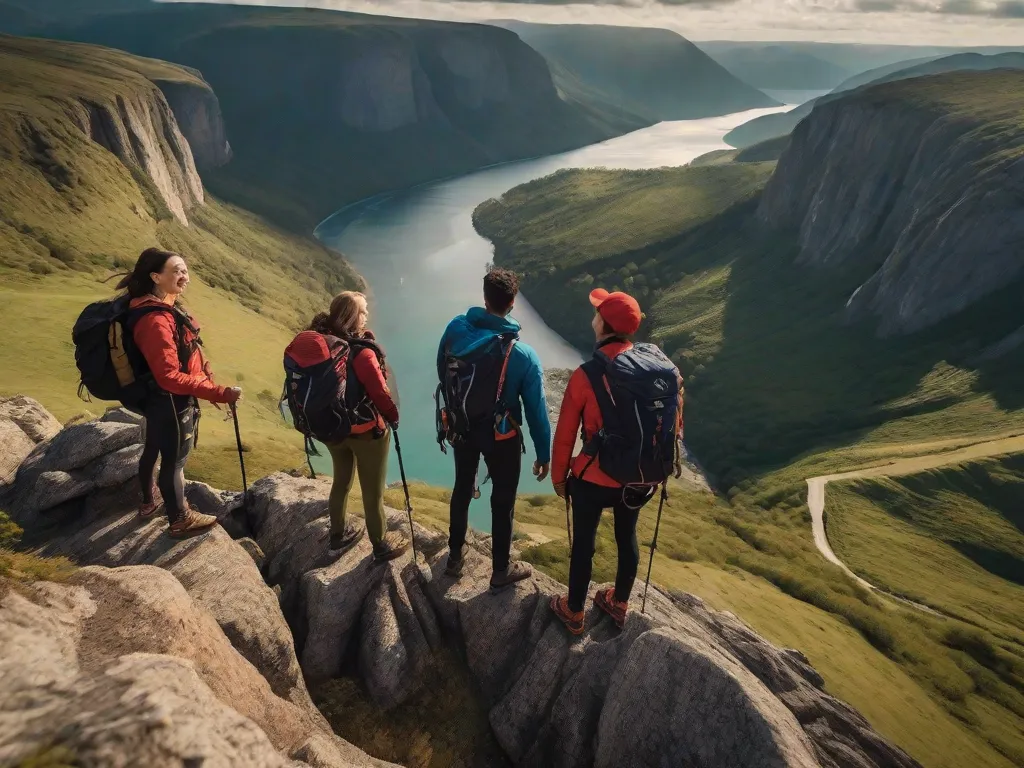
{"left": 437, "top": 307, "right": 551, "bottom": 464}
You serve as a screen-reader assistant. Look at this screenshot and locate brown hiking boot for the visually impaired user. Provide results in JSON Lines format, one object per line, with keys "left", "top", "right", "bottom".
{"left": 595, "top": 588, "right": 629, "bottom": 629}
{"left": 168, "top": 508, "right": 217, "bottom": 538}
{"left": 444, "top": 550, "right": 464, "bottom": 578}
{"left": 373, "top": 531, "right": 410, "bottom": 563}
{"left": 138, "top": 485, "right": 159, "bottom": 518}
{"left": 329, "top": 522, "right": 365, "bottom": 554}
{"left": 489, "top": 561, "right": 532, "bottom": 594}
{"left": 551, "top": 595, "right": 585, "bottom": 636}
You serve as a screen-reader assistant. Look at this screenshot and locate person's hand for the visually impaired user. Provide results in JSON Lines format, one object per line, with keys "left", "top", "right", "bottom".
{"left": 225, "top": 387, "right": 242, "bottom": 405}
{"left": 533, "top": 461, "right": 550, "bottom": 482}
{"left": 674, "top": 459, "right": 683, "bottom": 479}
{"left": 553, "top": 481, "right": 567, "bottom": 499}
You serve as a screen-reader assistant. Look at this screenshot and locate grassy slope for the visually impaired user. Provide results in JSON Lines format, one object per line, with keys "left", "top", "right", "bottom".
{"left": 45, "top": 4, "right": 642, "bottom": 233}
{"left": 0, "top": 35, "right": 362, "bottom": 488}
{"left": 472, "top": 88, "right": 1024, "bottom": 763}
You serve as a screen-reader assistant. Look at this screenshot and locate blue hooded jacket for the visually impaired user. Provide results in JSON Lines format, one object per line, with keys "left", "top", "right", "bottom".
{"left": 437, "top": 307, "right": 551, "bottom": 463}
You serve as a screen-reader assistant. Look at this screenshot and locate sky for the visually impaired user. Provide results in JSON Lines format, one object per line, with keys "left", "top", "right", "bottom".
{"left": 175, "top": 0, "right": 1024, "bottom": 44}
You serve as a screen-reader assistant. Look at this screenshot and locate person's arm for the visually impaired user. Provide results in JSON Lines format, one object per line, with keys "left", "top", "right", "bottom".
{"left": 552, "top": 368, "right": 587, "bottom": 491}
{"left": 134, "top": 312, "right": 232, "bottom": 403}
{"left": 354, "top": 348, "right": 399, "bottom": 425}
{"left": 519, "top": 347, "right": 551, "bottom": 466}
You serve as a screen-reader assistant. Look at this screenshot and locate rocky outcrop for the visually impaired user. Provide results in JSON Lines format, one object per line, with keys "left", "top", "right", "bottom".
{"left": 6, "top": 401, "right": 918, "bottom": 767}
{"left": 758, "top": 70, "right": 1024, "bottom": 336}
{"left": 0, "top": 395, "right": 61, "bottom": 488}
{"left": 156, "top": 77, "right": 232, "bottom": 169}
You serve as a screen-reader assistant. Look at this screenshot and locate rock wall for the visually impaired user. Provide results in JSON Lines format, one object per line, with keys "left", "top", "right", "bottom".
{"left": 156, "top": 77, "right": 232, "bottom": 169}
{"left": 73, "top": 86, "right": 205, "bottom": 226}
{"left": 3, "top": 400, "right": 920, "bottom": 768}
{"left": 757, "top": 71, "right": 1024, "bottom": 336}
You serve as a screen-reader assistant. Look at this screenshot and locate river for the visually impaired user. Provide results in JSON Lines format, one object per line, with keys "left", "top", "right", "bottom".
{"left": 314, "top": 104, "right": 792, "bottom": 531}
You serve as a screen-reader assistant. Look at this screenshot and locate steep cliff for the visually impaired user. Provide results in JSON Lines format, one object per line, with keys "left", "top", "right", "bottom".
{"left": 53, "top": 5, "right": 647, "bottom": 232}
{"left": 758, "top": 69, "right": 1024, "bottom": 336}
{"left": 155, "top": 76, "right": 231, "bottom": 169}
{"left": 725, "top": 52, "right": 1024, "bottom": 149}
{"left": 496, "top": 21, "right": 779, "bottom": 122}
{"left": 0, "top": 34, "right": 210, "bottom": 226}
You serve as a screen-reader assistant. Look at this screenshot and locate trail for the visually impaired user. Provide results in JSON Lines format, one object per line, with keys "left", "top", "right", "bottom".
{"left": 805, "top": 433, "right": 1024, "bottom": 613}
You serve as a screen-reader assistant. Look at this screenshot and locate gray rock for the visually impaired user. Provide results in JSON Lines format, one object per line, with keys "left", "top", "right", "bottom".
{"left": 88, "top": 444, "right": 144, "bottom": 489}
{"left": 0, "top": 394, "right": 62, "bottom": 444}
{"left": 238, "top": 536, "right": 267, "bottom": 569}
{"left": 33, "top": 421, "right": 141, "bottom": 473}
{"left": 0, "top": 417, "right": 37, "bottom": 488}
{"left": 10, "top": 469, "right": 94, "bottom": 524}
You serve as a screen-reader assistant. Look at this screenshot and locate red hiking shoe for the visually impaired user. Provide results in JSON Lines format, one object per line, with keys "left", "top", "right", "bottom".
{"left": 595, "top": 588, "right": 629, "bottom": 629}
{"left": 550, "top": 595, "right": 585, "bottom": 636}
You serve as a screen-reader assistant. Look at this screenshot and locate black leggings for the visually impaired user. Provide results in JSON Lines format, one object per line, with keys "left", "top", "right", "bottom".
{"left": 567, "top": 478, "right": 650, "bottom": 612}
{"left": 139, "top": 394, "right": 197, "bottom": 523}
{"left": 449, "top": 436, "right": 522, "bottom": 573}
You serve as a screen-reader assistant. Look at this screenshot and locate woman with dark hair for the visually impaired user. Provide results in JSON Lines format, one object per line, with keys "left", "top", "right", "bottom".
{"left": 308, "top": 291, "right": 408, "bottom": 561}
{"left": 119, "top": 248, "right": 241, "bottom": 537}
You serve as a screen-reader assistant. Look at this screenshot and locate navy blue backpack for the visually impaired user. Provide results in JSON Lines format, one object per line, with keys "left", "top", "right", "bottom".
{"left": 579, "top": 341, "right": 681, "bottom": 486}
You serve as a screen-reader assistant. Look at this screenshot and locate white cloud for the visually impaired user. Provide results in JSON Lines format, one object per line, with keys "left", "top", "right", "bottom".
{"left": 165, "top": 0, "right": 1024, "bottom": 43}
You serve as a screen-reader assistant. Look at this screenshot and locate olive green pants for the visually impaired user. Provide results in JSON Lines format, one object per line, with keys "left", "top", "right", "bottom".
{"left": 326, "top": 430, "right": 390, "bottom": 547}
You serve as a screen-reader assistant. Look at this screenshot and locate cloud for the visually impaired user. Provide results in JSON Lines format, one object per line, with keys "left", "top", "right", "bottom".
{"left": 852, "top": 0, "right": 1024, "bottom": 16}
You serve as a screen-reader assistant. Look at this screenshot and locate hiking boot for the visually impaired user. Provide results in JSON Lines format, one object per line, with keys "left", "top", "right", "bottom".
{"left": 373, "top": 531, "right": 410, "bottom": 563}
{"left": 329, "top": 522, "right": 365, "bottom": 554}
{"left": 595, "top": 588, "right": 629, "bottom": 629}
{"left": 168, "top": 508, "right": 217, "bottom": 538}
{"left": 489, "top": 561, "right": 532, "bottom": 594}
{"left": 138, "top": 485, "right": 159, "bottom": 518}
{"left": 444, "top": 551, "right": 464, "bottom": 578}
{"left": 550, "top": 595, "right": 585, "bottom": 636}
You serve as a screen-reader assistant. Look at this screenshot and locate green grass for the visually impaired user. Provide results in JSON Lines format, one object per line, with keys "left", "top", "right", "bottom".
{"left": 472, "top": 118, "right": 1024, "bottom": 765}
{"left": 827, "top": 454, "right": 1024, "bottom": 638}
{"left": 0, "top": 34, "right": 363, "bottom": 489}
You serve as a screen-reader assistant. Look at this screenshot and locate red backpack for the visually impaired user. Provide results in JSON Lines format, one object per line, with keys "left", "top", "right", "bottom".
{"left": 281, "top": 331, "right": 383, "bottom": 445}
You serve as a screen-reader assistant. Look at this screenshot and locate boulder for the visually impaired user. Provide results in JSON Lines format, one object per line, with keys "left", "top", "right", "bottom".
{"left": 0, "top": 395, "right": 62, "bottom": 488}
{"left": 0, "top": 566, "right": 393, "bottom": 767}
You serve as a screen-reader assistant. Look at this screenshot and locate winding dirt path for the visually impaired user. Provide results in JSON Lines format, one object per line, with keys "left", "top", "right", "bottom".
{"left": 805, "top": 433, "right": 1024, "bottom": 612}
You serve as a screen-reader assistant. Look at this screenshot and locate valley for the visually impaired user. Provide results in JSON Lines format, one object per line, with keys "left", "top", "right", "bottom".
{"left": 0, "top": 5, "right": 1023, "bottom": 768}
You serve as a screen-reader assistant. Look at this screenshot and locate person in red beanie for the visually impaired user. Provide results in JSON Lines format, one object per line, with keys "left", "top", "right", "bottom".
{"left": 549, "top": 289, "right": 683, "bottom": 635}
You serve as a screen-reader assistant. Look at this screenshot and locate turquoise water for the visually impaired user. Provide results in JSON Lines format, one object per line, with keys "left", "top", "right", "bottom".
{"left": 313, "top": 106, "right": 789, "bottom": 531}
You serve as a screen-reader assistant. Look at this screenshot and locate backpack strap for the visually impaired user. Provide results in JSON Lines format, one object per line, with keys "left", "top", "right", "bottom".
{"left": 126, "top": 304, "right": 193, "bottom": 374}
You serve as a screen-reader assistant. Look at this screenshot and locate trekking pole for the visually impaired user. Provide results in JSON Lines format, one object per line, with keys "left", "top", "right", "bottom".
{"left": 391, "top": 426, "right": 418, "bottom": 563}
{"left": 641, "top": 482, "right": 668, "bottom": 614}
{"left": 230, "top": 402, "right": 248, "bottom": 498}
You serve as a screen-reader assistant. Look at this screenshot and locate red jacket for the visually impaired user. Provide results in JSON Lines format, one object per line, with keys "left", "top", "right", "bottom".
{"left": 552, "top": 341, "right": 684, "bottom": 488}
{"left": 130, "top": 296, "right": 232, "bottom": 404}
{"left": 349, "top": 341, "right": 399, "bottom": 434}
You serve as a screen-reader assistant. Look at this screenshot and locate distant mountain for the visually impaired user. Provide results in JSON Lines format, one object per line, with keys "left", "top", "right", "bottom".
{"left": 725, "top": 51, "right": 1024, "bottom": 148}
{"left": 702, "top": 45, "right": 851, "bottom": 91}
{"left": 39, "top": 5, "right": 650, "bottom": 233}
{"left": 494, "top": 21, "right": 779, "bottom": 121}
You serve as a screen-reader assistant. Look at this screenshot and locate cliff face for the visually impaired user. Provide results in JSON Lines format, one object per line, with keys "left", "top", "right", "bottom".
{"left": 155, "top": 77, "right": 231, "bottom": 169}
{"left": 757, "top": 70, "right": 1024, "bottom": 336}
{"left": 0, "top": 35, "right": 213, "bottom": 227}
{"left": 48, "top": 6, "right": 647, "bottom": 231}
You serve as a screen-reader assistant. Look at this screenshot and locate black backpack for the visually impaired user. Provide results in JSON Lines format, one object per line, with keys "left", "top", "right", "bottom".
{"left": 435, "top": 331, "right": 519, "bottom": 450}
{"left": 579, "top": 340, "right": 681, "bottom": 486}
{"left": 72, "top": 296, "right": 195, "bottom": 411}
{"left": 282, "top": 331, "right": 383, "bottom": 446}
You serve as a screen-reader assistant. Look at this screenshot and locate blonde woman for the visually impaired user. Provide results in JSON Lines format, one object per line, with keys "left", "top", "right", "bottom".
{"left": 309, "top": 292, "right": 408, "bottom": 560}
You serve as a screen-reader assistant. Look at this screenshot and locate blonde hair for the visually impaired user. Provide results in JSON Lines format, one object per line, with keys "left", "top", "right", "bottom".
{"left": 310, "top": 291, "right": 368, "bottom": 337}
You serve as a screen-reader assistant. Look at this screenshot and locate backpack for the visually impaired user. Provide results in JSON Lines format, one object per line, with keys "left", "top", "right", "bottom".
{"left": 579, "top": 341, "right": 681, "bottom": 486}
{"left": 282, "top": 331, "right": 383, "bottom": 445}
{"left": 435, "top": 331, "right": 519, "bottom": 450}
{"left": 72, "top": 296, "right": 195, "bottom": 411}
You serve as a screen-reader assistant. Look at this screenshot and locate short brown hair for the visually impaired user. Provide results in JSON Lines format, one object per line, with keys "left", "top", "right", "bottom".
{"left": 483, "top": 268, "right": 519, "bottom": 314}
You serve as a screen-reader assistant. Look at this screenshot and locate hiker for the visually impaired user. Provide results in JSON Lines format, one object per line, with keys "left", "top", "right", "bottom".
{"left": 119, "top": 248, "right": 241, "bottom": 537}
{"left": 301, "top": 291, "right": 409, "bottom": 561}
{"left": 436, "top": 268, "right": 550, "bottom": 592}
{"left": 549, "top": 289, "right": 683, "bottom": 635}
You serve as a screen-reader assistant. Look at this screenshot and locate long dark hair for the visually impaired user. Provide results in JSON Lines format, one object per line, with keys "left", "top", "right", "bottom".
{"left": 116, "top": 248, "right": 180, "bottom": 298}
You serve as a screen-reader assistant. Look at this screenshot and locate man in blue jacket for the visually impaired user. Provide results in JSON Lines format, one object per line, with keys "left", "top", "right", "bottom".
{"left": 437, "top": 268, "right": 551, "bottom": 592}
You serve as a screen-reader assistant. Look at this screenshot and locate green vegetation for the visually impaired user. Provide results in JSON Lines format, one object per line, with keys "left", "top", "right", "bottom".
{"left": 473, "top": 120, "right": 1024, "bottom": 764}
{"left": 828, "top": 454, "right": 1024, "bottom": 637}
{"left": 0, "top": 34, "right": 362, "bottom": 489}
{"left": 46, "top": 4, "right": 642, "bottom": 232}
{"left": 316, "top": 651, "right": 509, "bottom": 768}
